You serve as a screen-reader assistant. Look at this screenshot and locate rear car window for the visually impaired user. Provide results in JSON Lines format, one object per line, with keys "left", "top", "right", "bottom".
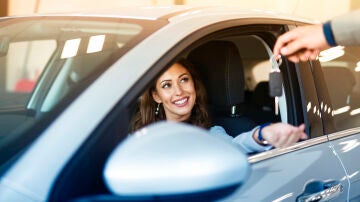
{"left": 319, "top": 46, "right": 360, "bottom": 131}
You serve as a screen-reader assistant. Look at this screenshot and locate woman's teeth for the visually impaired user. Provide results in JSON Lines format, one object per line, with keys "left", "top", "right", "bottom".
{"left": 175, "top": 98, "right": 187, "bottom": 105}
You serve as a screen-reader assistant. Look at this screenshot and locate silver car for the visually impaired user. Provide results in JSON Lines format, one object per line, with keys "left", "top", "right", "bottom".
{"left": 0, "top": 6, "right": 359, "bottom": 202}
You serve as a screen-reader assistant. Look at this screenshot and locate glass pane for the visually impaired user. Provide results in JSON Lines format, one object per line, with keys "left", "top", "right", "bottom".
{"left": 320, "top": 46, "right": 360, "bottom": 131}
{"left": 1, "top": 40, "right": 56, "bottom": 107}
{"left": 0, "top": 16, "right": 162, "bottom": 163}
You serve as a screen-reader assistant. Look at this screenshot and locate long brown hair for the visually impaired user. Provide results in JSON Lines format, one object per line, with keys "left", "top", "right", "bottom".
{"left": 130, "top": 58, "right": 210, "bottom": 132}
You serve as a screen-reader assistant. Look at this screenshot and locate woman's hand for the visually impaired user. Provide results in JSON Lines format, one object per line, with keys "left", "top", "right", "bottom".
{"left": 254, "top": 123, "right": 307, "bottom": 148}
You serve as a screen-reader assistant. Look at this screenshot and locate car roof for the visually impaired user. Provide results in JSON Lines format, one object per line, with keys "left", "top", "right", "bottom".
{"left": 6, "top": 5, "right": 318, "bottom": 24}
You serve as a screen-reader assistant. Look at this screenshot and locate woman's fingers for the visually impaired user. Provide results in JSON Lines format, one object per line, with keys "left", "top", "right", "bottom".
{"left": 263, "top": 123, "right": 307, "bottom": 148}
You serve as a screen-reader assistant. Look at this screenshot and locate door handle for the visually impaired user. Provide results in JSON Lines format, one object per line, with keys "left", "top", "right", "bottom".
{"left": 296, "top": 180, "right": 343, "bottom": 202}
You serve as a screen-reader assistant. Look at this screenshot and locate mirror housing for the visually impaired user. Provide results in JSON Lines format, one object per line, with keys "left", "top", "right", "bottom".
{"left": 103, "top": 122, "right": 250, "bottom": 201}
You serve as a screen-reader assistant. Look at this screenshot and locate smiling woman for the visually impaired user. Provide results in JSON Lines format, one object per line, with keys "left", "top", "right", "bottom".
{"left": 130, "top": 58, "right": 210, "bottom": 131}
{"left": 130, "top": 56, "right": 306, "bottom": 154}
{"left": 152, "top": 62, "right": 197, "bottom": 122}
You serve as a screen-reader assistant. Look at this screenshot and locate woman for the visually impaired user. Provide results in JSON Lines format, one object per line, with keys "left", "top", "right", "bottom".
{"left": 131, "top": 58, "right": 307, "bottom": 153}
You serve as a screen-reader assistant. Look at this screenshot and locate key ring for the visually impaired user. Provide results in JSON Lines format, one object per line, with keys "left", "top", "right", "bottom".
{"left": 271, "top": 55, "right": 282, "bottom": 68}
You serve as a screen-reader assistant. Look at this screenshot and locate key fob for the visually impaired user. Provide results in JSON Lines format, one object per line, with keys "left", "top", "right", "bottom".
{"left": 269, "top": 71, "right": 283, "bottom": 97}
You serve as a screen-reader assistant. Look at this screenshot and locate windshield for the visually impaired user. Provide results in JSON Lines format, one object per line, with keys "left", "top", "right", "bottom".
{"left": 0, "top": 16, "right": 164, "bottom": 164}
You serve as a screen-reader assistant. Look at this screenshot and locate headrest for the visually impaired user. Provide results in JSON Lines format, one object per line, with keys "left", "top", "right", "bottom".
{"left": 188, "top": 41, "right": 245, "bottom": 107}
{"left": 252, "top": 81, "right": 273, "bottom": 107}
{"left": 323, "top": 67, "right": 355, "bottom": 108}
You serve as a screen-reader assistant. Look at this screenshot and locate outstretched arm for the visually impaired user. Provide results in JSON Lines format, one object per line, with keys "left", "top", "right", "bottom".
{"left": 253, "top": 123, "right": 307, "bottom": 148}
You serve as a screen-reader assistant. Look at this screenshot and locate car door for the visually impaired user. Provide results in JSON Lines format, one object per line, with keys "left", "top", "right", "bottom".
{"left": 316, "top": 46, "right": 360, "bottom": 201}
{"left": 106, "top": 22, "right": 348, "bottom": 201}
{"left": 210, "top": 24, "right": 349, "bottom": 201}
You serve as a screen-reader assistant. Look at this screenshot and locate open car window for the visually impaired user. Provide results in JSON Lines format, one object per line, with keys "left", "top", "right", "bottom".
{"left": 129, "top": 34, "right": 286, "bottom": 155}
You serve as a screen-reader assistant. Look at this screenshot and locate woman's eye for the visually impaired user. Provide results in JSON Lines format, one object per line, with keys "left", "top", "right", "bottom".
{"left": 180, "top": 77, "right": 189, "bottom": 83}
{"left": 162, "top": 83, "right": 171, "bottom": 89}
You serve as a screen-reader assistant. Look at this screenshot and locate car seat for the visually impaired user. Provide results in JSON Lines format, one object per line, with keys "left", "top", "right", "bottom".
{"left": 188, "top": 40, "right": 256, "bottom": 137}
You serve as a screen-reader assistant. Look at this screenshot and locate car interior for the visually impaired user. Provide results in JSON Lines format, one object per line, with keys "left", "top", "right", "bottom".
{"left": 128, "top": 35, "right": 282, "bottom": 139}
{"left": 187, "top": 40, "right": 257, "bottom": 136}
{"left": 322, "top": 62, "right": 360, "bottom": 130}
{"left": 185, "top": 36, "right": 280, "bottom": 136}
{"left": 128, "top": 35, "right": 282, "bottom": 137}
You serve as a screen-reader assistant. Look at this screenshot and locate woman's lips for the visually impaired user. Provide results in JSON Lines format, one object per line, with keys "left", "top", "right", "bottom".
{"left": 173, "top": 97, "right": 189, "bottom": 107}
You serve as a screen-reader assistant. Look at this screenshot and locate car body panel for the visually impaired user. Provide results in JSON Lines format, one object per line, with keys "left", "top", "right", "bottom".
{"left": 226, "top": 139, "right": 348, "bottom": 201}
{"left": 329, "top": 130, "right": 360, "bottom": 201}
{"left": 0, "top": 5, "right": 357, "bottom": 202}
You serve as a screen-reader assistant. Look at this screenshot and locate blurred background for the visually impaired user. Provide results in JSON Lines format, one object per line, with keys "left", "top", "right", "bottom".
{"left": 0, "top": 0, "right": 359, "bottom": 21}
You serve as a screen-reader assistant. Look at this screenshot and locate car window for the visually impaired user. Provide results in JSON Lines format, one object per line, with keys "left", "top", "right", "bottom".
{"left": 129, "top": 34, "right": 287, "bottom": 151}
{"left": 0, "top": 40, "right": 56, "bottom": 108}
{"left": 0, "top": 16, "right": 164, "bottom": 165}
{"left": 319, "top": 46, "right": 360, "bottom": 131}
{"left": 231, "top": 35, "right": 325, "bottom": 140}
{"left": 233, "top": 35, "right": 283, "bottom": 125}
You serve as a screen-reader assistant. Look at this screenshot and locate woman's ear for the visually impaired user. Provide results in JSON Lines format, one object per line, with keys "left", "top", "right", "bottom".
{"left": 152, "top": 90, "right": 162, "bottom": 104}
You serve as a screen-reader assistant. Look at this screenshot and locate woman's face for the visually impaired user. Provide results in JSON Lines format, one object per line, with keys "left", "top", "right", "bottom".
{"left": 152, "top": 63, "right": 196, "bottom": 122}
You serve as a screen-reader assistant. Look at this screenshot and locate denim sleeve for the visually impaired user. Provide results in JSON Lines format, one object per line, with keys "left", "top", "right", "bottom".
{"left": 209, "top": 125, "right": 272, "bottom": 154}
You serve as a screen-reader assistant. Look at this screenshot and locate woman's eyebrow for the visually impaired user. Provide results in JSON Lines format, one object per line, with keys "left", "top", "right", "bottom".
{"left": 160, "top": 79, "right": 171, "bottom": 85}
{"left": 159, "top": 72, "right": 189, "bottom": 85}
{"left": 178, "top": 73, "right": 189, "bottom": 78}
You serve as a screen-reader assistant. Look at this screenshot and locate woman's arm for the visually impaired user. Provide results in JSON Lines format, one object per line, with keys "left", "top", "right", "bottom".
{"left": 210, "top": 123, "right": 307, "bottom": 154}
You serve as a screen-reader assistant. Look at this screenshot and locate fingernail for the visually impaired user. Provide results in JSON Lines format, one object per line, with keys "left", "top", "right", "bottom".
{"left": 280, "top": 47, "right": 287, "bottom": 55}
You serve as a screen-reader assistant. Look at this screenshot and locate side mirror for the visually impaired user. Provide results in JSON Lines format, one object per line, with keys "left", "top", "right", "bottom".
{"left": 103, "top": 122, "right": 250, "bottom": 201}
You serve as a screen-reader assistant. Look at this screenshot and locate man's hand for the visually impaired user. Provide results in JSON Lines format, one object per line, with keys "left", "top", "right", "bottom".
{"left": 273, "top": 24, "right": 330, "bottom": 63}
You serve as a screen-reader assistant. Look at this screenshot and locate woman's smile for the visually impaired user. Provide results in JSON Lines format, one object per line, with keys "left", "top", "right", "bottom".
{"left": 173, "top": 97, "right": 189, "bottom": 106}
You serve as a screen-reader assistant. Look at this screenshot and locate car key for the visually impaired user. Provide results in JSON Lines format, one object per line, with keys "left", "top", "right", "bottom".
{"left": 269, "top": 55, "right": 283, "bottom": 115}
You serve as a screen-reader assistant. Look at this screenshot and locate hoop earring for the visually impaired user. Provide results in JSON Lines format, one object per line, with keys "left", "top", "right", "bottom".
{"left": 155, "top": 103, "right": 160, "bottom": 115}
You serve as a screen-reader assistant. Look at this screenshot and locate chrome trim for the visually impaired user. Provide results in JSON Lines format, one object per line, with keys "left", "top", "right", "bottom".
{"left": 248, "top": 135, "right": 329, "bottom": 163}
{"left": 328, "top": 127, "right": 360, "bottom": 141}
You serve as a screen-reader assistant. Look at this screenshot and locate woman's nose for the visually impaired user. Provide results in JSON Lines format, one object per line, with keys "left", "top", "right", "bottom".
{"left": 173, "top": 83, "right": 183, "bottom": 95}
